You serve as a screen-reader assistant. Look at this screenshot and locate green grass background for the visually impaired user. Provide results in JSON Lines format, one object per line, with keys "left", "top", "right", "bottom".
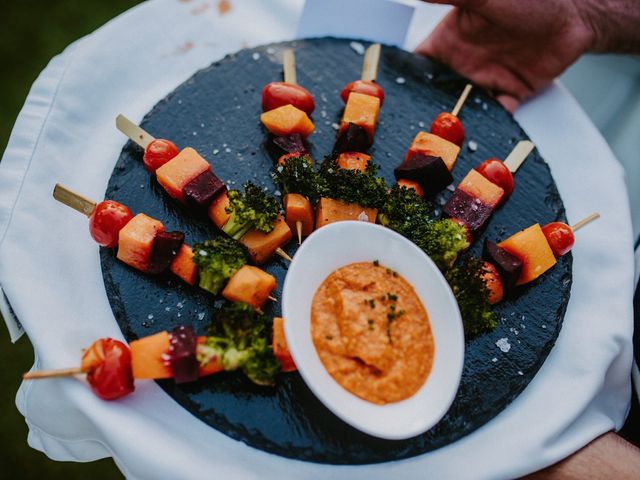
{"left": 0, "top": 2, "right": 143, "bottom": 477}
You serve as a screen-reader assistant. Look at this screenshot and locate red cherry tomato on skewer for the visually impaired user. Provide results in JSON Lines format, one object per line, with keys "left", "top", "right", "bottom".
{"left": 476, "top": 158, "right": 515, "bottom": 201}
{"left": 89, "top": 200, "right": 133, "bottom": 248}
{"left": 340, "top": 80, "right": 385, "bottom": 105}
{"left": 262, "top": 82, "right": 315, "bottom": 115}
{"left": 542, "top": 222, "right": 575, "bottom": 257}
{"left": 143, "top": 139, "right": 179, "bottom": 172}
{"left": 81, "top": 338, "right": 135, "bottom": 401}
{"left": 430, "top": 112, "right": 465, "bottom": 146}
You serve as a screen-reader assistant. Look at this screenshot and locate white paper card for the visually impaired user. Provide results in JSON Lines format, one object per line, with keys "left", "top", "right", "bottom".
{"left": 297, "top": 0, "right": 415, "bottom": 47}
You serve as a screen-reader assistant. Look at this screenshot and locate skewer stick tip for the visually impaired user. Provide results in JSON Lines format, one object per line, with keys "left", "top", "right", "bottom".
{"left": 296, "top": 221, "right": 303, "bottom": 245}
{"left": 503, "top": 140, "right": 535, "bottom": 173}
{"left": 53, "top": 184, "right": 97, "bottom": 217}
{"left": 23, "top": 366, "right": 85, "bottom": 380}
{"left": 571, "top": 212, "right": 600, "bottom": 232}
{"left": 282, "top": 49, "right": 297, "bottom": 86}
{"left": 275, "top": 247, "right": 292, "bottom": 262}
{"left": 361, "top": 43, "right": 381, "bottom": 82}
{"left": 268, "top": 295, "right": 277, "bottom": 303}
{"left": 451, "top": 83, "right": 473, "bottom": 117}
{"left": 115, "top": 114, "right": 155, "bottom": 149}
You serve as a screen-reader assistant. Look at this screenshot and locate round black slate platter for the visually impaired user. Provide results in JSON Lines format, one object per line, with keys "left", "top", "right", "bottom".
{"left": 101, "top": 38, "right": 571, "bottom": 464}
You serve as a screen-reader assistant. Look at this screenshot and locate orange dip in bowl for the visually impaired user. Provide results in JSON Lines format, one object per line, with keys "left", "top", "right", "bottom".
{"left": 311, "top": 261, "right": 434, "bottom": 404}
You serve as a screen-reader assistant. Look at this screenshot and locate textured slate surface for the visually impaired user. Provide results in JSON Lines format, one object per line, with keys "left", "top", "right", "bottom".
{"left": 101, "top": 38, "right": 571, "bottom": 464}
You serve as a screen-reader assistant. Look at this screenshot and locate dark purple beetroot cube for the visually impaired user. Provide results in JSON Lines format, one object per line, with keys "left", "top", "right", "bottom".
{"left": 483, "top": 239, "right": 523, "bottom": 297}
{"left": 443, "top": 189, "right": 494, "bottom": 232}
{"left": 394, "top": 153, "right": 453, "bottom": 197}
{"left": 272, "top": 133, "right": 307, "bottom": 154}
{"left": 333, "top": 123, "right": 372, "bottom": 154}
{"left": 184, "top": 170, "right": 227, "bottom": 209}
{"left": 169, "top": 326, "right": 199, "bottom": 384}
{"left": 148, "top": 231, "right": 185, "bottom": 274}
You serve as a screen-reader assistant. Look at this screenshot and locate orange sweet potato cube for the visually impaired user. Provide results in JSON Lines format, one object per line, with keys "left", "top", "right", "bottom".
{"left": 340, "top": 92, "right": 380, "bottom": 140}
{"left": 222, "top": 265, "right": 276, "bottom": 310}
{"left": 240, "top": 215, "right": 292, "bottom": 264}
{"left": 117, "top": 213, "right": 164, "bottom": 272}
{"left": 498, "top": 224, "right": 557, "bottom": 285}
{"left": 405, "top": 132, "right": 460, "bottom": 171}
{"left": 208, "top": 190, "right": 231, "bottom": 230}
{"left": 315, "top": 197, "right": 377, "bottom": 229}
{"left": 260, "top": 104, "right": 315, "bottom": 138}
{"left": 457, "top": 169, "right": 504, "bottom": 207}
{"left": 272, "top": 317, "right": 296, "bottom": 372}
{"left": 155, "top": 147, "right": 211, "bottom": 203}
{"left": 337, "top": 151, "right": 371, "bottom": 172}
{"left": 284, "top": 193, "right": 314, "bottom": 237}
{"left": 170, "top": 244, "right": 198, "bottom": 286}
{"left": 130, "top": 331, "right": 172, "bottom": 379}
{"left": 197, "top": 337, "right": 224, "bottom": 377}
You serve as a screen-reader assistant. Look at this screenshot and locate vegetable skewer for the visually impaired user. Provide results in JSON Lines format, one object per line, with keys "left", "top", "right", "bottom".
{"left": 23, "top": 307, "right": 297, "bottom": 401}
{"left": 443, "top": 140, "right": 534, "bottom": 235}
{"left": 116, "top": 115, "right": 293, "bottom": 264}
{"left": 54, "top": 184, "right": 277, "bottom": 310}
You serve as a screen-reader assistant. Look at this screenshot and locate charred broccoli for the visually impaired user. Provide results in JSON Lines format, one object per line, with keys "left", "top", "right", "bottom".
{"left": 192, "top": 237, "right": 247, "bottom": 295}
{"left": 223, "top": 182, "right": 280, "bottom": 239}
{"left": 378, "top": 184, "right": 435, "bottom": 236}
{"left": 197, "top": 302, "right": 281, "bottom": 386}
{"left": 271, "top": 154, "right": 324, "bottom": 202}
{"left": 317, "top": 157, "right": 388, "bottom": 209}
{"left": 445, "top": 257, "right": 498, "bottom": 338}
{"left": 417, "top": 219, "right": 470, "bottom": 271}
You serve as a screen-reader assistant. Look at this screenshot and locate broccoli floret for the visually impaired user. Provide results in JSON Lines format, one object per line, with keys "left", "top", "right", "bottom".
{"left": 222, "top": 182, "right": 279, "bottom": 239}
{"left": 192, "top": 237, "right": 247, "bottom": 295}
{"left": 317, "top": 157, "right": 388, "bottom": 209}
{"left": 271, "top": 154, "right": 324, "bottom": 202}
{"left": 445, "top": 257, "right": 498, "bottom": 338}
{"left": 378, "top": 184, "right": 435, "bottom": 236}
{"left": 197, "top": 302, "right": 281, "bottom": 386}
{"left": 416, "top": 219, "right": 470, "bottom": 271}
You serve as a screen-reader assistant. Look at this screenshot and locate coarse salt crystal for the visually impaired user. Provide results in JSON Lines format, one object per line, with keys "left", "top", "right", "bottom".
{"left": 357, "top": 211, "right": 369, "bottom": 222}
{"left": 252, "top": 53, "right": 260, "bottom": 61}
{"left": 468, "top": 140, "right": 478, "bottom": 152}
{"left": 496, "top": 337, "right": 511, "bottom": 352}
{"left": 349, "top": 41, "right": 365, "bottom": 55}
{"left": 396, "top": 77, "right": 406, "bottom": 84}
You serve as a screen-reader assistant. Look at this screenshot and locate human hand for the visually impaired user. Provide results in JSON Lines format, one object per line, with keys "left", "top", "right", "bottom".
{"left": 415, "top": 0, "right": 597, "bottom": 112}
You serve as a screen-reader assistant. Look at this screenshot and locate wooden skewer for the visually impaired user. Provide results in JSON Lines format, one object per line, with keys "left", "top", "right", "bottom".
{"left": 361, "top": 43, "right": 381, "bottom": 82}
{"left": 23, "top": 366, "right": 86, "bottom": 380}
{"left": 503, "top": 140, "right": 535, "bottom": 173}
{"left": 296, "top": 221, "right": 303, "bottom": 245}
{"left": 275, "top": 247, "right": 292, "bottom": 262}
{"left": 116, "top": 114, "right": 155, "bottom": 149}
{"left": 571, "top": 212, "right": 600, "bottom": 232}
{"left": 268, "top": 295, "right": 277, "bottom": 302}
{"left": 283, "top": 49, "right": 297, "bottom": 86}
{"left": 53, "top": 184, "right": 96, "bottom": 217}
{"left": 451, "top": 83, "right": 473, "bottom": 117}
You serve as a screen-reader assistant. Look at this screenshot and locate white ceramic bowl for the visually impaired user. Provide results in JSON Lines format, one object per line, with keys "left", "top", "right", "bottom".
{"left": 282, "top": 221, "right": 465, "bottom": 440}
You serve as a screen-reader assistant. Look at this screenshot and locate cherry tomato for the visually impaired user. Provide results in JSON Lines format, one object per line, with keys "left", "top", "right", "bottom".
{"left": 340, "top": 80, "right": 385, "bottom": 105}
{"left": 481, "top": 262, "right": 504, "bottom": 305}
{"left": 542, "top": 222, "right": 575, "bottom": 257}
{"left": 262, "top": 82, "right": 315, "bottom": 115}
{"left": 81, "top": 338, "right": 134, "bottom": 401}
{"left": 89, "top": 201, "right": 133, "bottom": 248}
{"left": 143, "top": 139, "right": 179, "bottom": 172}
{"left": 430, "top": 112, "right": 465, "bottom": 146}
{"left": 476, "top": 158, "right": 515, "bottom": 200}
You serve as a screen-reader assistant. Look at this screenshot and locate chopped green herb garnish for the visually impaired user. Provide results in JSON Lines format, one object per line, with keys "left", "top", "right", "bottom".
{"left": 373, "top": 260, "right": 380, "bottom": 267}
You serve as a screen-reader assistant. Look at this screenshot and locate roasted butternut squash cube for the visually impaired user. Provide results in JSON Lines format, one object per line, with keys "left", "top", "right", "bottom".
{"left": 272, "top": 317, "right": 296, "bottom": 372}
{"left": 155, "top": 147, "right": 211, "bottom": 203}
{"left": 457, "top": 169, "right": 504, "bottom": 207}
{"left": 340, "top": 92, "right": 380, "bottom": 140}
{"left": 337, "top": 151, "right": 371, "bottom": 172}
{"left": 130, "top": 331, "right": 172, "bottom": 379}
{"left": 240, "top": 215, "right": 292, "bottom": 264}
{"left": 170, "top": 244, "right": 198, "bottom": 286}
{"left": 222, "top": 265, "right": 276, "bottom": 310}
{"left": 405, "top": 132, "right": 460, "bottom": 171}
{"left": 117, "top": 213, "right": 164, "bottom": 272}
{"left": 315, "top": 197, "right": 377, "bottom": 228}
{"left": 260, "top": 104, "right": 315, "bottom": 138}
{"left": 498, "top": 224, "right": 557, "bottom": 285}
{"left": 284, "top": 193, "right": 314, "bottom": 237}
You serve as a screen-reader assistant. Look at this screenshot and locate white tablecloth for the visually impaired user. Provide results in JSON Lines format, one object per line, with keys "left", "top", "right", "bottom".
{"left": 0, "top": 1, "right": 635, "bottom": 478}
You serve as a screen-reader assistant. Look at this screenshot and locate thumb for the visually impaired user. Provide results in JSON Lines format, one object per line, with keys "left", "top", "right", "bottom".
{"left": 495, "top": 93, "right": 520, "bottom": 114}
{"left": 419, "top": 0, "right": 490, "bottom": 9}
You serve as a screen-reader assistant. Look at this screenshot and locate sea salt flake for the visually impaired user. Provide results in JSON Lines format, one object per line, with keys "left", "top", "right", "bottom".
{"left": 517, "top": 370, "right": 524, "bottom": 376}
{"left": 357, "top": 211, "right": 369, "bottom": 222}
{"left": 213, "top": 149, "right": 220, "bottom": 155}
{"left": 252, "top": 52, "right": 260, "bottom": 61}
{"left": 349, "top": 41, "right": 365, "bottom": 55}
{"left": 418, "top": 121, "right": 425, "bottom": 128}
{"left": 225, "top": 147, "right": 232, "bottom": 153}
{"left": 147, "top": 314, "right": 154, "bottom": 320}
{"left": 331, "top": 123, "right": 340, "bottom": 131}
{"left": 496, "top": 337, "right": 511, "bottom": 352}
{"left": 198, "top": 312, "right": 205, "bottom": 320}
{"left": 492, "top": 357, "right": 498, "bottom": 363}
{"left": 468, "top": 140, "right": 478, "bottom": 152}
{"left": 396, "top": 77, "right": 406, "bottom": 84}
